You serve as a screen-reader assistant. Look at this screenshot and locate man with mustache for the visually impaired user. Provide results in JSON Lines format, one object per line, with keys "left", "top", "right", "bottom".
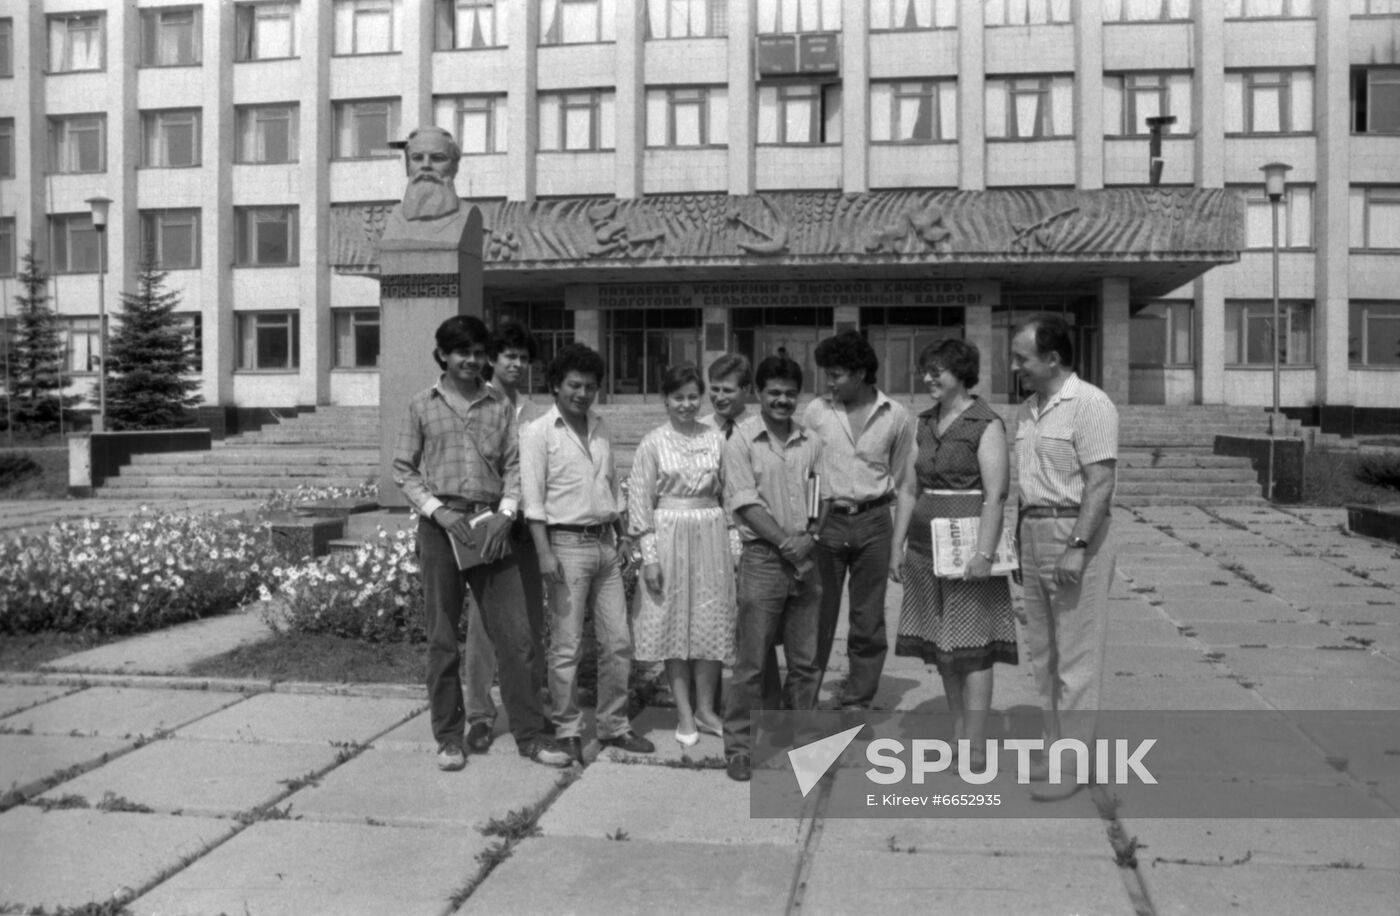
{"left": 382, "top": 126, "right": 471, "bottom": 244}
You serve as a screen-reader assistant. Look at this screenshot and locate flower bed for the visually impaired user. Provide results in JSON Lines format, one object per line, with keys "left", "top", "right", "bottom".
{"left": 0, "top": 511, "right": 280, "bottom": 635}
{"left": 259, "top": 528, "right": 425, "bottom": 643}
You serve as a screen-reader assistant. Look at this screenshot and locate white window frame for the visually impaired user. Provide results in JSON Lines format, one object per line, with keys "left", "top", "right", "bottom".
{"left": 48, "top": 14, "right": 105, "bottom": 73}
{"left": 985, "top": 76, "right": 1073, "bottom": 139}
{"left": 1103, "top": 0, "right": 1191, "bottom": 21}
{"left": 870, "top": 80, "right": 957, "bottom": 143}
{"left": 49, "top": 214, "right": 104, "bottom": 274}
{"left": 984, "top": 0, "right": 1071, "bottom": 26}
{"left": 140, "top": 209, "right": 201, "bottom": 270}
{"left": 237, "top": 312, "right": 300, "bottom": 370}
{"left": 49, "top": 115, "right": 106, "bottom": 174}
{"left": 1225, "top": 300, "right": 1314, "bottom": 366}
{"left": 435, "top": 95, "right": 507, "bottom": 154}
{"left": 1353, "top": 0, "right": 1400, "bottom": 14}
{"left": 1353, "top": 68, "right": 1400, "bottom": 134}
{"left": 538, "top": 90, "right": 616, "bottom": 151}
{"left": 334, "top": 99, "right": 400, "bottom": 159}
{"left": 142, "top": 110, "right": 201, "bottom": 168}
{"left": 334, "top": 0, "right": 401, "bottom": 55}
{"left": 1239, "top": 185, "right": 1313, "bottom": 250}
{"left": 0, "top": 118, "right": 13, "bottom": 179}
{"left": 757, "top": 83, "right": 843, "bottom": 144}
{"left": 540, "top": 0, "right": 617, "bottom": 45}
{"left": 1129, "top": 300, "right": 1193, "bottom": 367}
{"left": 334, "top": 309, "right": 381, "bottom": 368}
{"left": 1350, "top": 302, "right": 1400, "bottom": 367}
{"left": 1225, "top": 0, "right": 1313, "bottom": 18}
{"left": 756, "top": 0, "right": 840, "bottom": 33}
{"left": 0, "top": 218, "right": 15, "bottom": 278}
{"left": 235, "top": 3, "right": 298, "bottom": 61}
{"left": 1104, "top": 73, "right": 1193, "bottom": 136}
{"left": 141, "top": 7, "right": 202, "bottom": 67}
{"left": 1, "top": 19, "right": 12, "bottom": 78}
{"left": 437, "top": 0, "right": 509, "bottom": 49}
{"left": 1350, "top": 186, "right": 1400, "bottom": 250}
{"left": 235, "top": 206, "right": 299, "bottom": 267}
{"left": 236, "top": 104, "right": 299, "bottom": 163}
{"left": 1225, "top": 70, "right": 1314, "bottom": 134}
{"left": 645, "top": 87, "right": 728, "bottom": 147}
{"left": 645, "top": 0, "right": 729, "bottom": 38}
{"left": 63, "top": 317, "right": 103, "bottom": 374}
{"left": 870, "top": 0, "right": 956, "bottom": 30}
{"left": 176, "top": 314, "right": 203, "bottom": 373}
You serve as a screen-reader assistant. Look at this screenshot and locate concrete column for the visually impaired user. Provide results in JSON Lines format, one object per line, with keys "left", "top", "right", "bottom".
{"left": 701, "top": 306, "right": 729, "bottom": 377}
{"left": 1194, "top": 271, "right": 1226, "bottom": 404}
{"left": 965, "top": 284, "right": 997, "bottom": 398}
{"left": 203, "top": 2, "right": 236, "bottom": 407}
{"left": 1074, "top": 0, "right": 1104, "bottom": 190}
{"left": 834, "top": 306, "right": 859, "bottom": 334}
{"left": 8, "top": 5, "right": 45, "bottom": 262}
{"left": 299, "top": 1, "right": 332, "bottom": 405}
{"left": 400, "top": 0, "right": 433, "bottom": 127}
{"left": 1314, "top": 6, "right": 1350, "bottom": 407}
{"left": 108, "top": 0, "right": 138, "bottom": 303}
{"left": 1193, "top": 0, "right": 1224, "bottom": 189}
{"left": 507, "top": 1, "right": 539, "bottom": 202}
{"left": 615, "top": 0, "right": 644, "bottom": 198}
{"left": 1099, "top": 278, "right": 1130, "bottom": 405}
{"left": 841, "top": 0, "right": 868, "bottom": 193}
{"left": 957, "top": 0, "right": 985, "bottom": 190}
{"left": 727, "top": 0, "right": 756, "bottom": 195}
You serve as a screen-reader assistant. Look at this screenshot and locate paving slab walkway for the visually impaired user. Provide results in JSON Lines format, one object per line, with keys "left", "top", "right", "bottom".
{"left": 0, "top": 504, "right": 1397, "bottom": 914}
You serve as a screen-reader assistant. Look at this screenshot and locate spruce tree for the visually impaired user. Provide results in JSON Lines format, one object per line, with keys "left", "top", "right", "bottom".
{"left": 104, "top": 259, "right": 202, "bottom": 429}
{"left": 5, "top": 246, "right": 70, "bottom": 433}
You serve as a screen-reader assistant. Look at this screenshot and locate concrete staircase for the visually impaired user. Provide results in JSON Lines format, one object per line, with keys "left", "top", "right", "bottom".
{"left": 94, "top": 402, "right": 1293, "bottom": 506}
{"left": 96, "top": 407, "right": 380, "bottom": 500}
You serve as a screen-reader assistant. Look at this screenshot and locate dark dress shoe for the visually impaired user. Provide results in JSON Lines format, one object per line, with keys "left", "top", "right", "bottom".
{"left": 466, "top": 721, "right": 494, "bottom": 753}
{"left": 560, "top": 736, "right": 584, "bottom": 766}
{"left": 600, "top": 731, "right": 656, "bottom": 754}
{"left": 727, "top": 754, "right": 752, "bottom": 782}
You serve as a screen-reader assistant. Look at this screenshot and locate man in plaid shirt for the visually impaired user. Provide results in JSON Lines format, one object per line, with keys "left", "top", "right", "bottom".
{"left": 393, "top": 315, "right": 571, "bottom": 771}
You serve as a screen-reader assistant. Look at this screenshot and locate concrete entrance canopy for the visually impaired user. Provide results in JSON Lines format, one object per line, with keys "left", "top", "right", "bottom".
{"left": 333, "top": 188, "right": 1244, "bottom": 297}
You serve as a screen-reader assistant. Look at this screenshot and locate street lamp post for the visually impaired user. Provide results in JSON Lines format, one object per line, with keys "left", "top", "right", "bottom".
{"left": 85, "top": 195, "right": 111, "bottom": 433}
{"left": 1261, "top": 163, "right": 1292, "bottom": 502}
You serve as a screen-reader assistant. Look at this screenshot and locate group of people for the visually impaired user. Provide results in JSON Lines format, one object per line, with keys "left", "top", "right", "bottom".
{"left": 393, "top": 312, "right": 1117, "bottom": 798}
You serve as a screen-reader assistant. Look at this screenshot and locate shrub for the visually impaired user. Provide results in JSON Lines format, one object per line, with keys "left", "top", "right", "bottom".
{"left": 260, "top": 527, "right": 424, "bottom": 643}
{"left": 0, "top": 511, "right": 280, "bottom": 635}
{"left": 1354, "top": 453, "right": 1400, "bottom": 492}
{"left": 258, "top": 480, "right": 379, "bottom": 514}
{"left": 0, "top": 453, "right": 41, "bottom": 488}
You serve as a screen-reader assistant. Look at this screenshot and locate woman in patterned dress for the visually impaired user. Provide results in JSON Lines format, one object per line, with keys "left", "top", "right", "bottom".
{"left": 890, "top": 339, "right": 1017, "bottom": 768}
{"left": 628, "top": 364, "right": 737, "bottom": 746}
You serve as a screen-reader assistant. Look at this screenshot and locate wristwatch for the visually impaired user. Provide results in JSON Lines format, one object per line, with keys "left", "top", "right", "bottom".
{"left": 1066, "top": 536, "right": 1089, "bottom": 550}
{"left": 500, "top": 507, "right": 516, "bottom": 521}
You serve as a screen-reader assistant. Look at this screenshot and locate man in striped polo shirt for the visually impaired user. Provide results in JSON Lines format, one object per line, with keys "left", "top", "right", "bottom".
{"left": 1011, "top": 314, "right": 1119, "bottom": 801}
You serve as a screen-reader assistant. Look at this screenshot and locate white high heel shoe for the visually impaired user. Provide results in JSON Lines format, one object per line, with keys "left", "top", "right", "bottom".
{"left": 675, "top": 728, "right": 699, "bottom": 747}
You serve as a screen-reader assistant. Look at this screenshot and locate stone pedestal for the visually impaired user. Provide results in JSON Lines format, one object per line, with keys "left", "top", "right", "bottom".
{"left": 376, "top": 206, "right": 484, "bottom": 507}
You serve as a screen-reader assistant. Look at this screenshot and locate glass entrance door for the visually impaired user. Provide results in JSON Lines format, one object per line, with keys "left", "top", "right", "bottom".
{"left": 991, "top": 295, "right": 1100, "bottom": 400}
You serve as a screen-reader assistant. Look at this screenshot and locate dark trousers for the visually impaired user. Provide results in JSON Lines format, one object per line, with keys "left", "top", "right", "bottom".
{"left": 814, "top": 507, "right": 893, "bottom": 707}
{"left": 418, "top": 517, "right": 547, "bottom": 747}
{"left": 724, "top": 543, "right": 822, "bottom": 759}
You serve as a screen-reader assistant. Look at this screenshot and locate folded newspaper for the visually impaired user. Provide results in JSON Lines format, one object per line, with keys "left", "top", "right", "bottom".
{"left": 930, "top": 517, "right": 1017, "bottom": 578}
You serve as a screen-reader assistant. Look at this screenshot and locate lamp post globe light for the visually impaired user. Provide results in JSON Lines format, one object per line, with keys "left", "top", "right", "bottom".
{"left": 1260, "top": 162, "right": 1291, "bottom": 502}
{"left": 85, "top": 195, "right": 112, "bottom": 433}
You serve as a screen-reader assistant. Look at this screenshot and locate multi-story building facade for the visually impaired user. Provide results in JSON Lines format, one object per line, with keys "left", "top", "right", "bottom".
{"left": 0, "top": 0, "right": 1396, "bottom": 426}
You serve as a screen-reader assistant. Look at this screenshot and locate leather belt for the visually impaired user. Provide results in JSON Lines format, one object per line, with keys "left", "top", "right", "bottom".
{"left": 828, "top": 493, "right": 894, "bottom": 516}
{"left": 548, "top": 523, "right": 613, "bottom": 538}
{"left": 1021, "top": 505, "right": 1080, "bottom": 518}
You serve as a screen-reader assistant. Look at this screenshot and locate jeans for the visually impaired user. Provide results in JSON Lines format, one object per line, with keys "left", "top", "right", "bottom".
{"left": 723, "top": 542, "right": 821, "bottom": 759}
{"left": 1018, "top": 515, "right": 1116, "bottom": 746}
{"left": 815, "top": 507, "right": 893, "bottom": 707}
{"left": 545, "top": 530, "right": 634, "bottom": 740}
{"left": 464, "top": 524, "right": 547, "bottom": 725}
{"left": 418, "top": 516, "right": 547, "bottom": 747}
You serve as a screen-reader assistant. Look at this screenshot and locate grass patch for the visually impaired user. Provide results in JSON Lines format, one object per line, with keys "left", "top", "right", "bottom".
{"left": 0, "top": 446, "right": 69, "bottom": 499}
{"left": 186, "top": 632, "right": 425, "bottom": 684}
{"left": 0, "top": 631, "right": 124, "bottom": 671}
{"left": 1303, "top": 449, "right": 1400, "bottom": 507}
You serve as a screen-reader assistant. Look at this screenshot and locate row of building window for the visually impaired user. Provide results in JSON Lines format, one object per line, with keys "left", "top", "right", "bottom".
{"left": 4, "top": 68, "right": 1392, "bottom": 180}
{"left": 16, "top": 0, "right": 1390, "bottom": 77}
{"left": 0, "top": 186, "right": 1396, "bottom": 277}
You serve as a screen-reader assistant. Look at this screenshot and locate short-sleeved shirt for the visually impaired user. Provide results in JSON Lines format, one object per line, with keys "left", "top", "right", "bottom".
{"left": 802, "top": 390, "right": 914, "bottom": 504}
{"left": 519, "top": 405, "right": 620, "bottom": 527}
{"left": 392, "top": 378, "right": 520, "bottom": 519}
{"left": 722, "top": 415, "right": 822, "bottom": 543}
{"left": 1014, "top": 373, "right": 1118, "bottom": 508}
